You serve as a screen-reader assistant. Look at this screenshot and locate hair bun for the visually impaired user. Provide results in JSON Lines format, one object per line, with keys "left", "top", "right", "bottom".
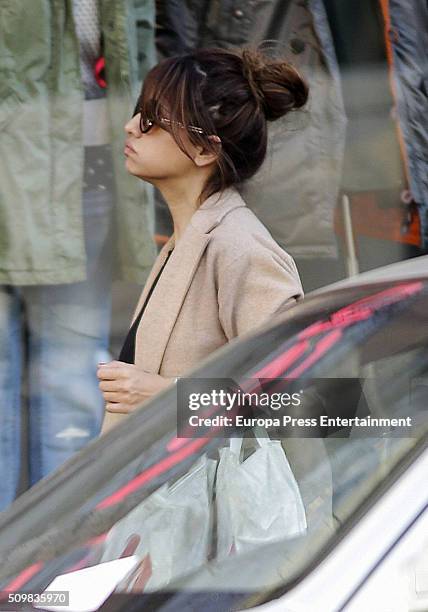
{"left": 240, "top": 47, "right": 309, "bottom": 121}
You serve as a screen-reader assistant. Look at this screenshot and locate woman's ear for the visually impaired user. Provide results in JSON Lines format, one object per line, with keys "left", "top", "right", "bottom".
{"left": 193, "top": 135, "right": 222, "bottom": 167}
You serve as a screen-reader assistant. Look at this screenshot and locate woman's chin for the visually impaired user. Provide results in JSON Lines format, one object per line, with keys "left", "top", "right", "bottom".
{"left": 124, "top": 157, "right": 140, "bottom": 173}
{"left": 124, "top": 163, "right": 152, "bottom": 183}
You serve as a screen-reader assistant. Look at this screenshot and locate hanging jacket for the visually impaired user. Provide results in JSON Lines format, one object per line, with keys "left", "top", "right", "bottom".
{"left": 0, "top": 0, "right": 157, "bottom": 285}
{"left": 386, "top": 0, "right": 428, "bottom": 247}
{"left": 156, "top": 0, "right": 347, "bottom": 259}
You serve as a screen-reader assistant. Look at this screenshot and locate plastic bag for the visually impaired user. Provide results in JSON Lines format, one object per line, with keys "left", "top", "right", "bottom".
{"left": 100, "top": 454, "right": 217, "bottom": 592}
{"left": 216, "top": 428, "right": 307, "bottom": 560}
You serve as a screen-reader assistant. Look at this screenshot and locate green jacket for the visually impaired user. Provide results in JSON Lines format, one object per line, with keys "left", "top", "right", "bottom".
{"left": 0, "top": 0, "right": 157, "bottom": 285}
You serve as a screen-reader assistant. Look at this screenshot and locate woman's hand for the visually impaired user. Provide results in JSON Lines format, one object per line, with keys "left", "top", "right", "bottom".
{"left": 97, "top": 360, "right": 174, "bottom": 414}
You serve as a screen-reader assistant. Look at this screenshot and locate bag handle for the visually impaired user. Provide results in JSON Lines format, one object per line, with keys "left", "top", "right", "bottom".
{"left": 229, "top": 435, "right": 244, "bottom": 456}
{"left": 229, "top": 426, "right": 271, "bottom": 456}
{"left": 252, "top": 425, "right": 271, "bottom": 448}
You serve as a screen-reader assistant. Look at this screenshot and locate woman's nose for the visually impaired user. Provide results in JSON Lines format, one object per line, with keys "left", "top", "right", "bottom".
{"left": 124, "top": 114, "right": 140, "bottom": 135}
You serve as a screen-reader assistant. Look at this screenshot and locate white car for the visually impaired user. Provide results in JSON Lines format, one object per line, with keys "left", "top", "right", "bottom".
{"left": 0, "top": 257, "right": 427, "bottom": 612}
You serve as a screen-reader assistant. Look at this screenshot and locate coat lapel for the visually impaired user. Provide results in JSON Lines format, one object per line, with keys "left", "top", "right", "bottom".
{"left": 130, "top": 234, "right": 175, "bottom": 326}
{"left": 134, "top": 187, "right": 247, "bottom": 373}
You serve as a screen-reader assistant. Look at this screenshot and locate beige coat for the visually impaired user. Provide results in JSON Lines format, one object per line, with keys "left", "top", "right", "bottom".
{"left": 102, "top": 186, "right": 303, "bottom": 431}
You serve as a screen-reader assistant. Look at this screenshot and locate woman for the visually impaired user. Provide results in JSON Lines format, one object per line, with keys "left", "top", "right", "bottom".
{"left": 98, "top": 45, "right": 308, "bottom": 431}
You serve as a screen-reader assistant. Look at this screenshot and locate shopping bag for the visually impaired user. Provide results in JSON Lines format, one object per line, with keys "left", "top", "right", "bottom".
{"left": 216, "top": 427, "right": 307, "bottom": 560}
{"left": 100, "top": 454, "right": 217, "bottom": 592}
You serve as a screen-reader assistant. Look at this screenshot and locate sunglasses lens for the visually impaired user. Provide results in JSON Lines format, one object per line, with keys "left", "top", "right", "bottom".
{"left": 140, "top": 117, "right": 153, "bottom": 133}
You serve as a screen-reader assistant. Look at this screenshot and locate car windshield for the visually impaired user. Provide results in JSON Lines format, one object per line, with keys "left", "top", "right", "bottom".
{"left": 0, "top": 279, "right": 427, "bottom": 610}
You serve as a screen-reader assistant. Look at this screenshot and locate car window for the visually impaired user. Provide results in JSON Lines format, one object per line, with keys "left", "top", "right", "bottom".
{"left": 0, "top": 281, "right": 427, "bottom": 610}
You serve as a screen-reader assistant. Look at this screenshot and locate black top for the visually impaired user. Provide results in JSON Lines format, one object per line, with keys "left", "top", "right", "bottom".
{"left": 118, "top": 249, "right": 174, "bottom": 364}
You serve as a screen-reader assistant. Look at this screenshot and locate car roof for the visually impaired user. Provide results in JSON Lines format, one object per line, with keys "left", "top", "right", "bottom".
{"left": 311, "top": 255, "right": 428, "bottom": 295}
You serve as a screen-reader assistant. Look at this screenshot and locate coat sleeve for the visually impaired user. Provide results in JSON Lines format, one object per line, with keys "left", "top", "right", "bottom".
{"left": 217, "top": 247, "right": 304, "bottom": 340}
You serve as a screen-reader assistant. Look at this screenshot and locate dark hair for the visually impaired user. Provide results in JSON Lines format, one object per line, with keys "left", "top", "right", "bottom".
{"left": 135, "top": 45, "right": 309, "bottom": 205}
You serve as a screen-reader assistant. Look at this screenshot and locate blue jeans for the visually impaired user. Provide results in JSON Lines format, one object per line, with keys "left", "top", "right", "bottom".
{"left": 0, "top": 188, "right": 114, "bottom": 511}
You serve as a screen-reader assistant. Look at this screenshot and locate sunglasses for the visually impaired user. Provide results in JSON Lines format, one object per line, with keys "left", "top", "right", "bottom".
{"left": 133, "top": 105, "right": 205, "bottom": 135}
